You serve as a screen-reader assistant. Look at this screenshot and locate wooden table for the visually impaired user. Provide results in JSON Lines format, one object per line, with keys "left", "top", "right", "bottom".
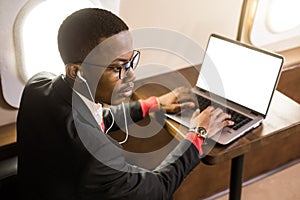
{"left": 133, "top": 67, "right": 300, "bottom": 200}
{"left": 0, "top": 123, "right": 17, "bottom": 160}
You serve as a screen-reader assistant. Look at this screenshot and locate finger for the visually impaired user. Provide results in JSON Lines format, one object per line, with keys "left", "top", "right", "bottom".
{"left": 203, "top": 106, "right": 214, "bottom": 113}
{"left": 212, "top": 107, "right": 223, "bottom": 114}
{"left": 165, "top": 102, "right": 194, "bottom": 114}
{"left": 217, "top": 112, "right": 230, "bottom": 122}
{"left": 180, "top": 102, "right": 195, "bottom": 109}
{"left": 165, "top": 104, "right": 181, "bottom": 113}
{"left": 211, "top": 108, "right": 223, "bottom": 119}
{"left": 209, "top": 112, "right": 227, "bottom": 128}
{"left": 213, "top": 114, "right": 234, "bottom": 127}
{"left": 168, "top": 101, "right": 196, "bottom": 114}
{"left": 223, "top": 120, "right": 235, "bottom": 127}
{"left": 177, "top": 92, "right": 195, "bottom": 102}
{"left": 210, "top": 119, "right": 229, "bottom": 133}
{"left": 225, "top": 113, "right": 232, "bottom": 119}
{"left": 192, "top": 108, "right": 200, "bottom": 118}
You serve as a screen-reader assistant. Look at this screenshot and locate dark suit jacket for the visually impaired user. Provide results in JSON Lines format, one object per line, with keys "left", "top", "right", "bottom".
{"left": 17, "top": 72, "right": 201, "bottom": 200}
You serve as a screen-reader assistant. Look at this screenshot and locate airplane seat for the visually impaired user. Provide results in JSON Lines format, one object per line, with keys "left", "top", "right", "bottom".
{"left": 0, "top": 81, "right": 18, "bottom": 199}
{"left": 0, "top": 156, "right": 18, "bottom": 199}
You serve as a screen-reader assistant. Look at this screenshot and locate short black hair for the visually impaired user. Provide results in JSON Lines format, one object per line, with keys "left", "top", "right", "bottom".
{"left": 58, "top": 8, "right": 129, "bottom": 64}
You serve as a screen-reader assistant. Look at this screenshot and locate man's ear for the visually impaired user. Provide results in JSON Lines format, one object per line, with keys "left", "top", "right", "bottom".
{"left": 65, "top": 64, "right": 81, "bottom": 80}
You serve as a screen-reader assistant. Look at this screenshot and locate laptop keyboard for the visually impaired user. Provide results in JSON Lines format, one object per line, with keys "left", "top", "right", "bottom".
{"left": 196, "top": 95, "right": 252, "bottom": 130}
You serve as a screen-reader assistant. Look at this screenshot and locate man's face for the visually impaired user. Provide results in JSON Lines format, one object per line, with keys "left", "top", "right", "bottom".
{"left": 95, "top": 50, "right": 136, "bottom": 105}
{"left": 82, "top": 31, "right": 137, "bottom": 105}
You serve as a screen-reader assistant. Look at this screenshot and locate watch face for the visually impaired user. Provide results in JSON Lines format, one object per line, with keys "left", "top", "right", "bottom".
{"left": 197, "top": 127, "right": 207, "bottom": 137}
{"left": 189, "top": 127, "right": 207, "bottom": 138}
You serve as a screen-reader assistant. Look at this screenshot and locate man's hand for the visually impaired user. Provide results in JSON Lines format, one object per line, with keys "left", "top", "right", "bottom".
{"left": 157, "top": 87, "right": 195, "bottom": 113}
{"left": 189, "top": 106, "right": 234, "bottom": 138}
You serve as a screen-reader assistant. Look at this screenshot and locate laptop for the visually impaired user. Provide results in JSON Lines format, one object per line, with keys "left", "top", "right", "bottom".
{"left": 166, "top": 33, "right": 284, "bottom": 145}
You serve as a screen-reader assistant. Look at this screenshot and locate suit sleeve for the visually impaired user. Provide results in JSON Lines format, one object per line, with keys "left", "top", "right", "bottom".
{"left": 79, "top": 136, "right": 201, "bottom": 200}
{"left": 102, "top": 96, "right": 159, "bottom": 132}
{"left": 102, "top": 101, "right": 144, "bottom": 132}
{"left": 74, "top": 110, "right": 201, "bottom": 200}
{"left": 81, "top": 97, "right": 203, "bottom": 199}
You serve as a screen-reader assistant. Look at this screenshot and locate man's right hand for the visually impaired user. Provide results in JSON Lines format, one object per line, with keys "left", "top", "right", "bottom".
{"left": 189, "top": 106, "right": 234, "bottom": 138}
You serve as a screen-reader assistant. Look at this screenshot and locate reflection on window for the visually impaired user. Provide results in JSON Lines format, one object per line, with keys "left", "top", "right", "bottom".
{"left": 19, "top": 0, "right": 97, "bottom": 81}
{"left": 266, "top": 0, "right": 300, "bottom": 33}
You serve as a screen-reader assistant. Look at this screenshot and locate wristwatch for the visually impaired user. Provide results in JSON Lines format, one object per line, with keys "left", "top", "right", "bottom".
{"left": 189, "top": 126, "right": 208, "bottom": 139}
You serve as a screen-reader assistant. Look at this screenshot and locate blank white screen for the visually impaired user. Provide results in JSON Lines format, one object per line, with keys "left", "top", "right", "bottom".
{"left": 196, "top": 35, "right": 283, "bottom": 115}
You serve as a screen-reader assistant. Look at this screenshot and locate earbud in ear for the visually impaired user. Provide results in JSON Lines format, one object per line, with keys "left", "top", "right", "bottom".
{"left": 76, "top": 70, "right": 95, "bottom": 101}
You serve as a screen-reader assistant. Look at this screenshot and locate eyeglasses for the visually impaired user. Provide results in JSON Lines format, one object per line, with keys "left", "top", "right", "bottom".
{"left": 81, "top": 50, "right": 140, "bottom": 80}
{"left": 108, "top": 50, "right": 140, "bottom": 80}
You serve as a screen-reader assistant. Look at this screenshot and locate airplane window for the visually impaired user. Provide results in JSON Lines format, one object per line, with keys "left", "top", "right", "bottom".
{"left": 0, "top": 0, "right": 119, "bottom": 108}
{"left": 250, "top": 0, "right": 300, "bottom": 51}
{"left": 15, "top": 0, "right": 100, "bottom": 82}
{"left": 266, "top": 0, "right": 300, "bottom": 33}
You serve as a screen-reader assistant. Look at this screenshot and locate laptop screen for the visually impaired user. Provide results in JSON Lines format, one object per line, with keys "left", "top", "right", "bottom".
{"left": 196, "top": 34, "right": 283, "bottom": 116}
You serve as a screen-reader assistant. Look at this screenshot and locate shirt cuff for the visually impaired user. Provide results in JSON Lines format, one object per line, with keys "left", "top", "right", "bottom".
{"left": 138, "top": 96, "right": 160, "bottom": 117}
{"left": 185, "top": 132, "right": 204, "bottom": 155}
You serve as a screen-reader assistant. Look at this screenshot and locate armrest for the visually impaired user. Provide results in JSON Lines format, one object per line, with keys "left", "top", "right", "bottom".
{"left": 0, "top": 156, "right": 18, "bottom": 199}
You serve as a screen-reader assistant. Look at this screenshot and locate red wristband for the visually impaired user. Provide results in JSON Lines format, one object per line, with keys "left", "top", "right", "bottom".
{"left": 138, "top": 96, "right": 160, "bottom": 117}
{"left": 185, "top": 132, "right": 204, "bottom": 155}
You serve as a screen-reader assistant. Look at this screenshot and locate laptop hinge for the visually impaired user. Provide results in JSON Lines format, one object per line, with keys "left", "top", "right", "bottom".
{"left": 250, "top": 111, "right": 259, "bottom": 116}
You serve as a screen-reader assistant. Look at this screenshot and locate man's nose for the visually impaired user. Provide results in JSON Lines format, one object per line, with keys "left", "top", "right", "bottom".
{"left": 123, "top": 68, "right": 136, "bottom": 82}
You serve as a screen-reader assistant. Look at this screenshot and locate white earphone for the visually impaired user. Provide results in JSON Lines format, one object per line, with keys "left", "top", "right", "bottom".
{"left": 76, "top": 71, "right": 128, "bottom": 144}
{"left": 77, "top": 71, "right": 95, "bottom": 102}
{"left": 76, "top": 70, "right": 85, "bottom": 81}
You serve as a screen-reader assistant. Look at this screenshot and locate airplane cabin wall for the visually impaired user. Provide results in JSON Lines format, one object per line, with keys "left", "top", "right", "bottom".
{"left": 0, "top": 0, "right": 244, "bottom": 126}
{"left": 1, "top": 0, "right": 299, "bottom": 126}
{"left": 119, "top": 0, "right": 244, "bottom": 80}
{"left": 0, "top": 0, "right": 27, "bottom": 126}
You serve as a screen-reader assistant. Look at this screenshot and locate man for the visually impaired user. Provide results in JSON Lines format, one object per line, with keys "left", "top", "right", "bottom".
{"left": 17, "top": 8, "right": 233, "bottom": 200}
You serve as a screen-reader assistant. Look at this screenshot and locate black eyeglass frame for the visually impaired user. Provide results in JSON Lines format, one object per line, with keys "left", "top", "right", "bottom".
{"left": 79, "top": 50, "right": 140, "bottom": 80}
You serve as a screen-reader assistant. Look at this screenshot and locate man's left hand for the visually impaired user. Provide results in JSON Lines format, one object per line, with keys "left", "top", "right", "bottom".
{"left": 157, "top": 87, "right": 195, "bottom": 113}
